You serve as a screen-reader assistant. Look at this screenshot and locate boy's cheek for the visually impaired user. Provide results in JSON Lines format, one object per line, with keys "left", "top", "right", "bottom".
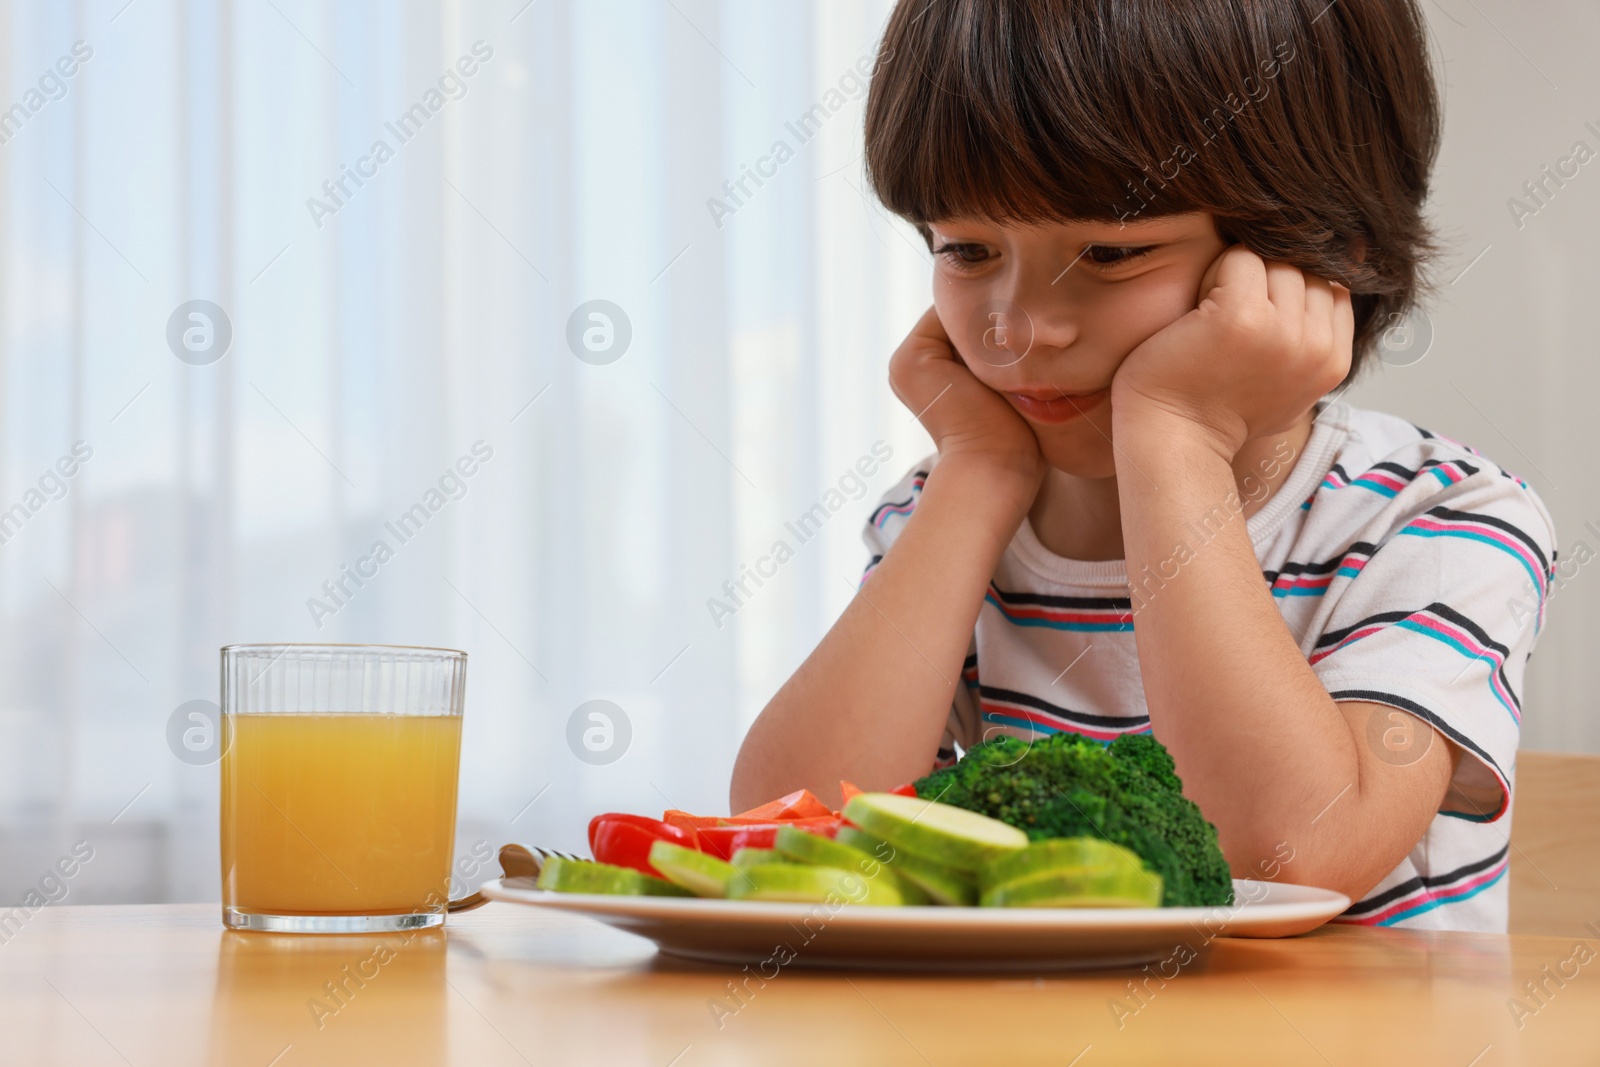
{"left": 931, "top": 296, "right": 995, "bottom": 377}
{"left": 953, "top": 348, "right": 1011, "bottom": 393}
{"left": 1123, "top": 285, "right": 1207, "bottom": 350}
{"left": 931, "top": 286, "right": 968, "bottom": 341}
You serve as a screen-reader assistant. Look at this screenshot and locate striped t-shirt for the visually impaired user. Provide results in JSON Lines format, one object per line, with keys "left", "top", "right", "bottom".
{"left": 861, "top": 401, "right": 1557, "bottom": 932}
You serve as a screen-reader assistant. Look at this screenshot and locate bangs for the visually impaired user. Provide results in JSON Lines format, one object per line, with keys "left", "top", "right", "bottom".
{"left": 865, "top": 0, "right": 1306, "bottom": 227}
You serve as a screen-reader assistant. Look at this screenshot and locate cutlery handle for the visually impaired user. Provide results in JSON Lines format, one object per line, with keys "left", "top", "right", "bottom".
{"left": 445, "top": 843, "right": 547, "bottom": 912}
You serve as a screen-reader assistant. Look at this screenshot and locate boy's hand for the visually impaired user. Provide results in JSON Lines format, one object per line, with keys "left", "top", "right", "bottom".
{"left": 889, "top": 307, "right": 1045, "bottom": 497}
{"left": 1109, "top": 245, "right": 1355, "bottom": 458}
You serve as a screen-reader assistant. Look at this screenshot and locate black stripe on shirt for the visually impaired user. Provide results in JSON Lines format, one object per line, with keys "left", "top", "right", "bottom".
{"left": 1425, "top": 504, "right": 1550, "bottom": 574}
{"left": 961, "top": 652, "right": 979, "bottom": 690}
{"left": 1319, "top": 602, "right": 1512, "bottom": 661}
{"left": 867, "top": 471, "right": 929, "bottom": 526}
{"left": 1425, "top": 603, "right": 1519, "bottom": 709}
{"left": 1314, "top": 601, "right": 1509, "bottom": 656}
{"left": 1420, "top": 458, "right": 1480, "bottom": 478}
{"left": 1264, "top": 541, "right": 1381, "bottom": 583}
{"left": 1341, "top": 844, "right": 1510, "bottom": 917}
{"left": 1315, "top": 609, "right": 1417, "bottom": 649}
{"left": 1427, "top": 602, "right": 1513, "bottom": 659}
{"left": 1317, "top": 605, "right": 1521, "bottom": 711}
{"left": 1370, "top": 460, "right": 1422, "bottom": 480}
{"left": 979, "top": 685, "right": 1150, "bottom": 730}
{"left": 1367, "top": 458, "right": 1482, "bottom": 483}
{"left": 986, "top": 585, "right": 1133, "bottom": 612}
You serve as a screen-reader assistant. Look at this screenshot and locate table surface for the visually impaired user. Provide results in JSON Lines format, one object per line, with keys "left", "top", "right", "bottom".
{"left": 0, "top": 902, "right": 1594, "bottom": 1066}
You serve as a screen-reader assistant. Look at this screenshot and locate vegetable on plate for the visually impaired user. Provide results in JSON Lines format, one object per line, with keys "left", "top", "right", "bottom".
{"left": 841, "top": 791, "right": 1029, "bottom": 872}
{"left": 773, "top": 825, "right": 932, "bottom": 905}
{"left": 725, "top": 862, "right": 903, "bottom": 906}
{"left": 587, "top": 813, "right": 696, "bottom": 878}
{"left": 647, "top": 840, "right": 744, "bottom": 898}
{"left": 541, "top": 749, "right": 1204, "bottom": 911}
{"left": 536, "top": 855, "right": 693, "bottom": 897}
{"left": 913, "top": 732, "right": 1233, "bottom": 907}
{"left": 835, "top": 826, "right": 978, "bottom": 907}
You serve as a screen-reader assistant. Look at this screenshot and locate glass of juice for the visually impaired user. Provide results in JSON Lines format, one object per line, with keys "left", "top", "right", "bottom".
{"left": 219, "top": 644, "right": 467, "bottom": 933}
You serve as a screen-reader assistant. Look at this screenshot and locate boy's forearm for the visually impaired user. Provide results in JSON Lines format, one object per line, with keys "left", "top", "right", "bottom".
{"left": 729, "top": 456, "right": 1033, "bottom": 813}
{"left": 1111, "top": 412, "right": 1367, "bottom": 869}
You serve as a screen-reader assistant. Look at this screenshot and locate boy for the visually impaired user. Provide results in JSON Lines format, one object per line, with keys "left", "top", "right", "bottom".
{"left": 731, "top": 0, "right": 1556, "bottom": 932}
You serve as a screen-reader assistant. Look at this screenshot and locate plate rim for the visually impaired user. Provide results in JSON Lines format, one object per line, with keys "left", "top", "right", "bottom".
{"left": 479, "top": 876, "right": 1349, "bottom": 931}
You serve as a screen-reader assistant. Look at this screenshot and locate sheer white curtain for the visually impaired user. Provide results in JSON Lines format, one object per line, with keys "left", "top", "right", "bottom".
{"left": 0, "top": 0, "right": 935, "bottom": 904}
{"left": 4, "top": 0, "right": 1594, "bottom": 908}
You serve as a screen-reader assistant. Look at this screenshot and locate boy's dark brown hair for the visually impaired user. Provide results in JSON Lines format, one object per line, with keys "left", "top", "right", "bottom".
{"left": 864, "top": 0, "right": 1442, "bottom": 380}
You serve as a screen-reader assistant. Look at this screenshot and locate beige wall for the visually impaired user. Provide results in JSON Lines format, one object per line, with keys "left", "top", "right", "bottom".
{"left": 1344, "top": 1, "right": 1600, "bottom": 752}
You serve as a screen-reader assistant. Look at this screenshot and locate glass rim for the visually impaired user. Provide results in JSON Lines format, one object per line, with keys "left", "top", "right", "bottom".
{"left": 221, "top": 642, "right": 467, "bottom": 659}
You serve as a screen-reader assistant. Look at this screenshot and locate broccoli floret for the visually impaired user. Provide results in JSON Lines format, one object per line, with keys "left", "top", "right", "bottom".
{"left": 913, "top": 731, "right": 1233, "bottom": 907}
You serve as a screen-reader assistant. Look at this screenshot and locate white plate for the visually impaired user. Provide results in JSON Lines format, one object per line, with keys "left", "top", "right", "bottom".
{"left": 479, "top": 877, "right": 1349, "bottom": 972}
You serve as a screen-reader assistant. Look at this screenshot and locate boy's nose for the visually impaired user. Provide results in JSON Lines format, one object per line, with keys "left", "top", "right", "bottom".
{"left": 1000, "top": 275, "right": 1081, "bottom": 347}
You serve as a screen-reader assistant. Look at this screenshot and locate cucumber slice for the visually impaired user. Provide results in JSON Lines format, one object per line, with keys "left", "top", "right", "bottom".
{"left": 977, "top": 837, "right": 1151, "bottom": 894}
{"left": 648, "top": 840, "right": 741, "bottom": 898}
{"left": 535, "top": 855, "right": 693, "bottom": 897}
{"left": 729, "top": 847, "right": 786, "bottom": 870}
{"left": 836, "top": 827, "right": 977, "bottom": 906}
{"left": 724, "top": 863, "right": 903, "bottom": 906}
{"left": 980, "top": 865, "right": 1163, "bottom": 908}
{"left": 842, "top": 792, "right": 1027, "bottom": 872}
{"left": 774, "top": 826, "right": 931, "bottom": 905}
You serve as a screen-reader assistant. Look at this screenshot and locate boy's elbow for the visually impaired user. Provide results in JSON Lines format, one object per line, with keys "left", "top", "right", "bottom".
{"left": 1236, "top": 833, "right": 1397, "bottom": 907}
{"left": 1269, "top": 858, "right": 1370, "bottom": 906}
{"left": 728, "top": 778, "right": 756, "bottom": 817}
{"left": 728, "top": 743, "right": 769, "bottom": 815}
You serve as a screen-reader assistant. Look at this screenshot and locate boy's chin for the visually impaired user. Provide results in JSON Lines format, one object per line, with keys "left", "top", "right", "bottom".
{"left": 1037, "top": 433, "right": 1119, "bottom": 480}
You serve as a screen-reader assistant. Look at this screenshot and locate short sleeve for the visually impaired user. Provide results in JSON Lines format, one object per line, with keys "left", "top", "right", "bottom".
{"left": 860, "top": 455, "right": 980, "bottom": 775}
{"left": 1310, "top": 470, "right": 1557, "bottom": 823}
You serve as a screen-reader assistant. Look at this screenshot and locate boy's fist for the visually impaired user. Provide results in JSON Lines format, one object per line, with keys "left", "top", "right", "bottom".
{"left": 889, "top": 306, "right": 1045, "bottom": 494}
{"left": 1109, "top": 244, "right": 1355, "bottom": 458}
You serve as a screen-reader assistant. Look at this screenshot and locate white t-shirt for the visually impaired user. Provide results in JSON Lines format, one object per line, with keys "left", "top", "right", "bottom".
{"left": 861, "top": 401, "right": 1557, "bottom": 932}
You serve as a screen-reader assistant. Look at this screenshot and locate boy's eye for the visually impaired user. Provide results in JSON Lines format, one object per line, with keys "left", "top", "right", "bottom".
{"left": 1083, "top": 244, "right": 1157, "bottom": 269}
{"left": 932, "top": 242, "right": 993, "bottom": 269}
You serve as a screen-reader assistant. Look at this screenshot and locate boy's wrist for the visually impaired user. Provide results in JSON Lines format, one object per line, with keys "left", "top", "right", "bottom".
{"left": 1110, "top": 393, "right": 1244, "bottom": 466}
{"left": 927, "top": 452, "right": 1040, "bottom": 518}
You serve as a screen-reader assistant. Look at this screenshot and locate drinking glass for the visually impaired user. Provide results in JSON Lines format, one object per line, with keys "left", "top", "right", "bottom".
{"left": 219, "top": 644, "right": 467, "bottom": 933}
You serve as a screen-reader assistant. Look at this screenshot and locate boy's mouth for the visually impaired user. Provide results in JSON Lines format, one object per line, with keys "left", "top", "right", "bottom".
{"left": 1005, "top": 386, "right": 1111, "bottom": 425}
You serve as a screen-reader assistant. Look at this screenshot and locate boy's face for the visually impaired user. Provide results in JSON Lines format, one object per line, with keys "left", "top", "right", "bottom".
{"left": 927, "top": 211, "right": 1228, "bottom": 478}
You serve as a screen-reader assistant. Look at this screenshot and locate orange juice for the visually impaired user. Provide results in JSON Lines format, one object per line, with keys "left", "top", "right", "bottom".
{"left": 221, "top": 713, "right": 462, "bottom": 916}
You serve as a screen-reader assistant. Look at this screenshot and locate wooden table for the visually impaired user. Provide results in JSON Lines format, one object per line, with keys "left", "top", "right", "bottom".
{"left": 0, "top": 903, "right": 1594, "bottom": 1065}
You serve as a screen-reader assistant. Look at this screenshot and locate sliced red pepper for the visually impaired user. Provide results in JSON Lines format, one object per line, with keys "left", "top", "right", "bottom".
{"left": 778, "top": 790, "right": 835, "bottom": 819}
{"left": 661, "top": 809, "right": 724, "bottom": 833}
{"left": 694, "top": 824, "right": 778, "bottom": 860}
{"left": 760, "top": 814, "right": 841, "bottom": 831}
{"left": 588, "top": 812, "right": 695, "bottom": 853}
{"left": 703, "top": 813, "right": 825, "bottom": 826}
{"left": 587, "top": 813, "right": 696, "bottom": 876}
